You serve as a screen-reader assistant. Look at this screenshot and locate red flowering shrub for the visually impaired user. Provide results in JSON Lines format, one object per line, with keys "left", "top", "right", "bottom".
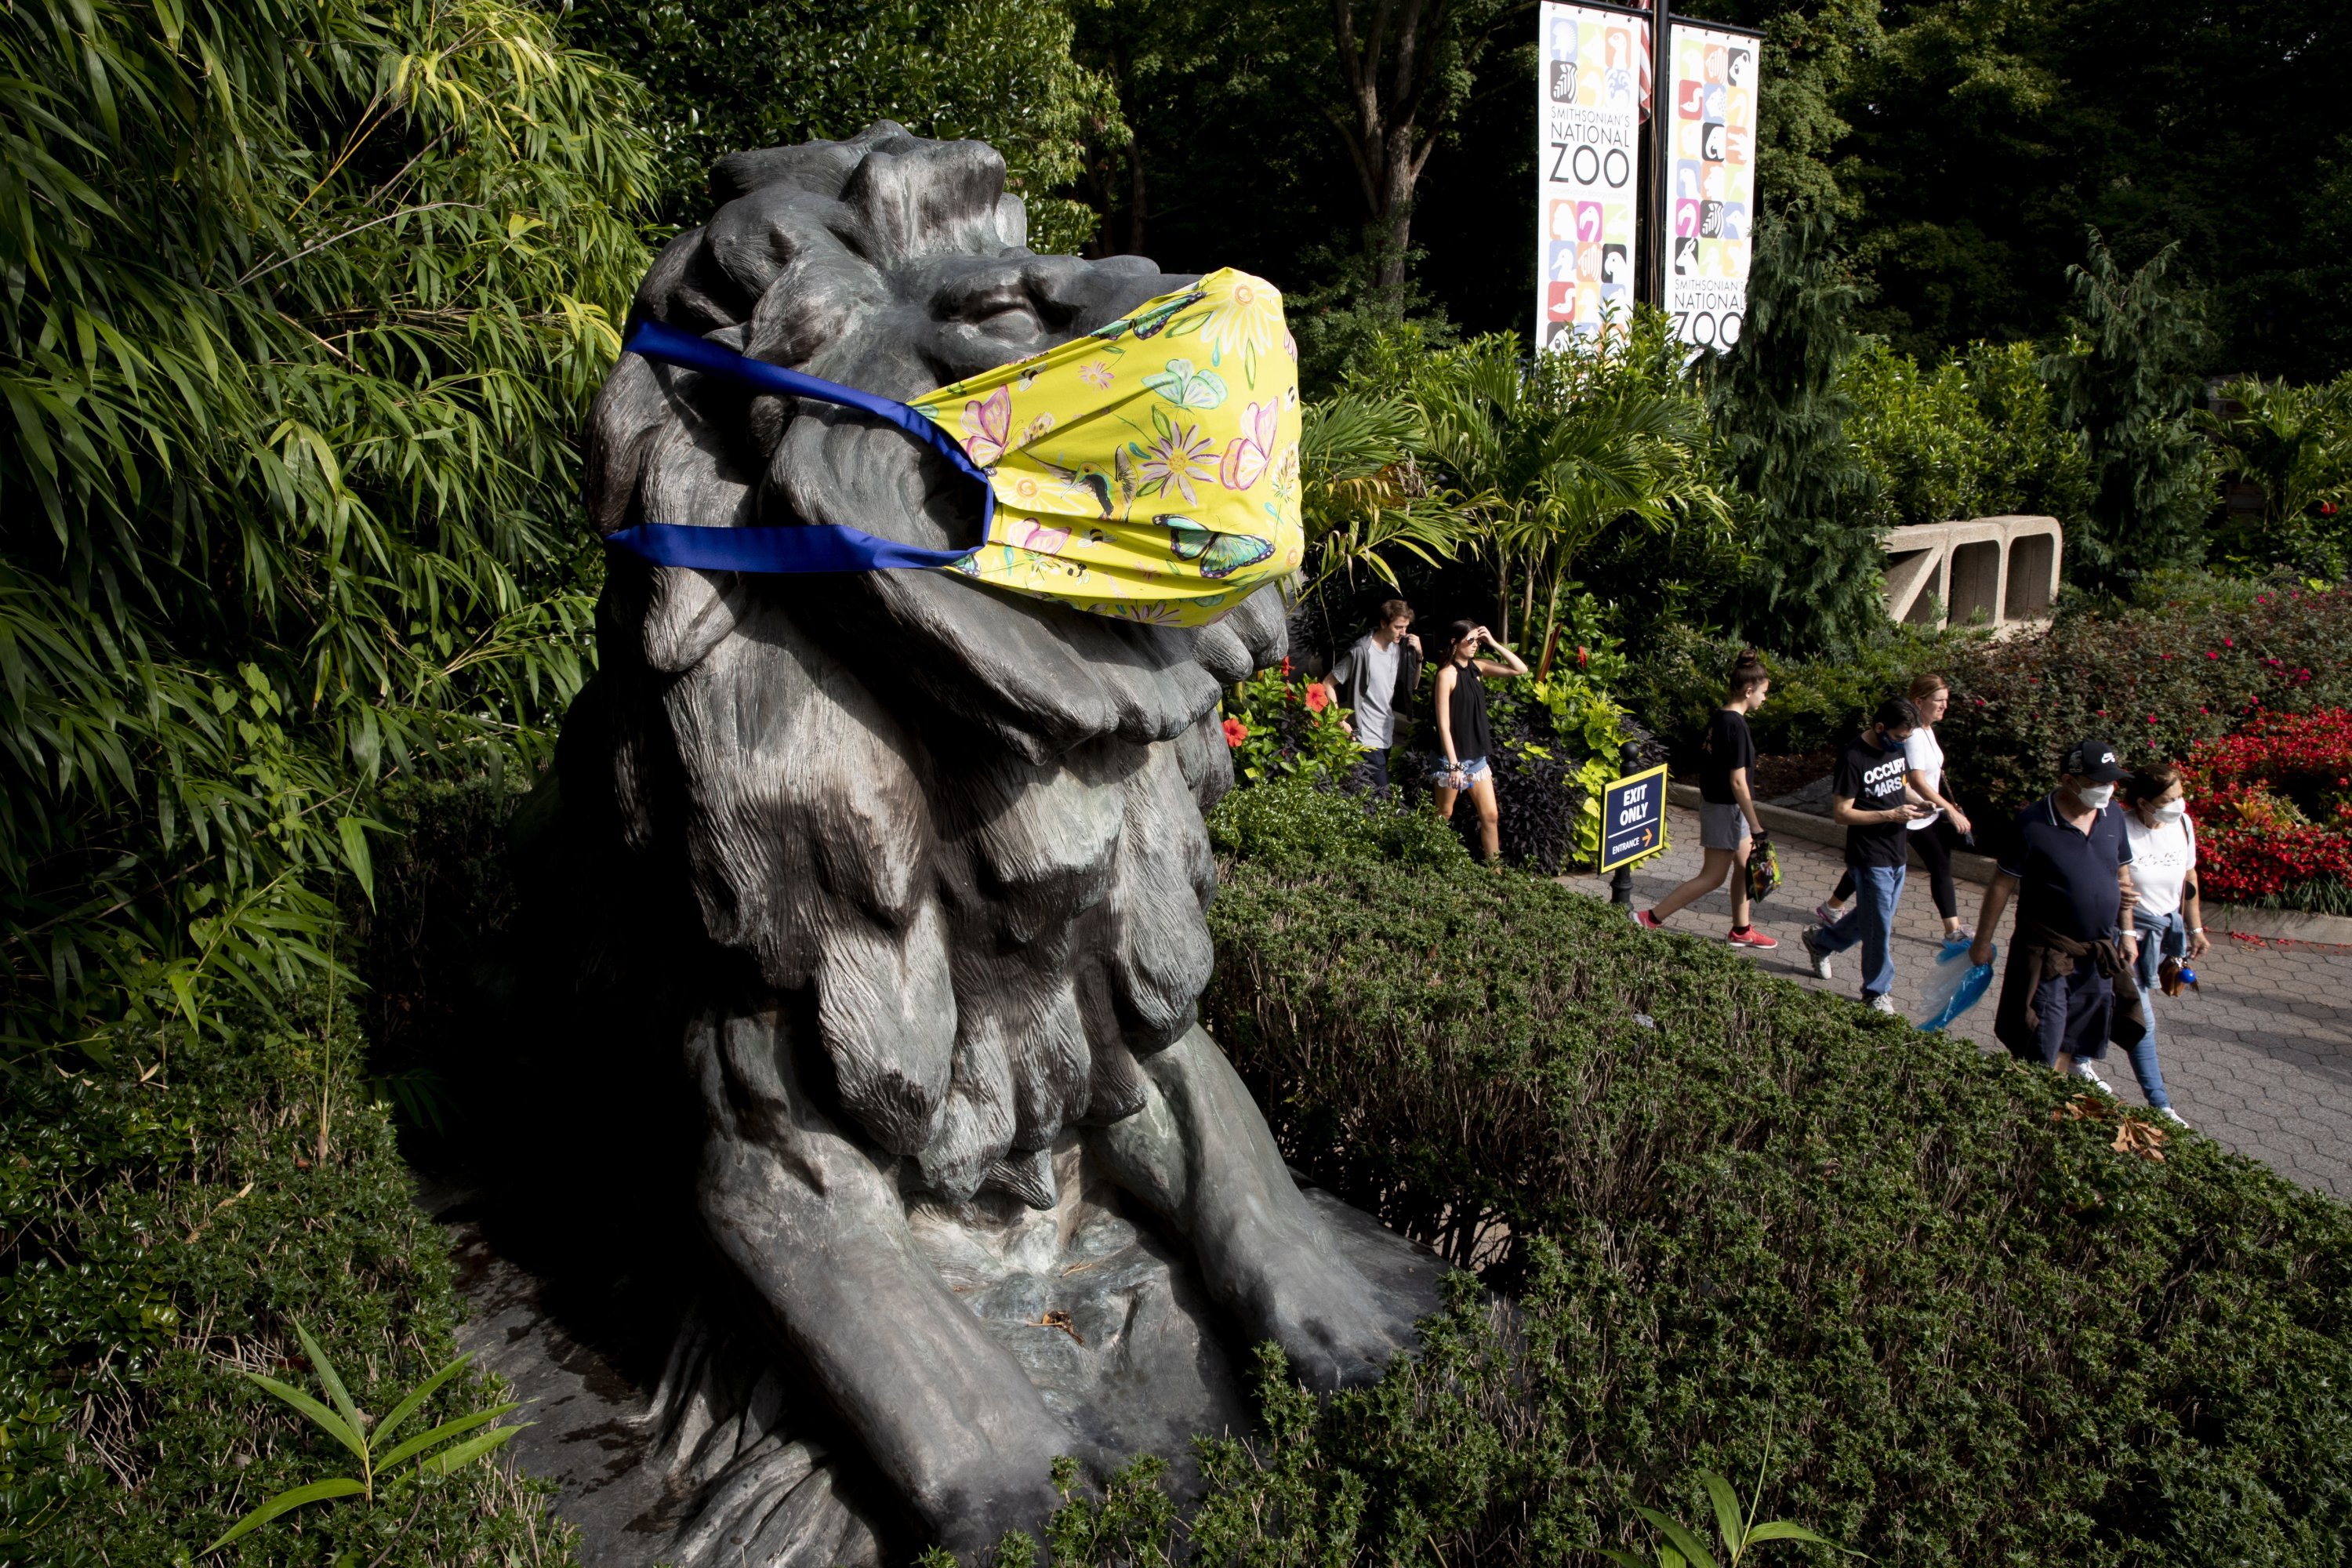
{"left": 2180, "top": 707, "right": 2352, "bottom": 913}
{"left": 1220, "top": 668, "right": 1360, "bottom": 784}
{"left": 1935, "top": 583, "right": 2352, "bottom": 815}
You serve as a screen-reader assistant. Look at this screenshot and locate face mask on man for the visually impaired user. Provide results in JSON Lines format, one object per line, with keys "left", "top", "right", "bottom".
{"left": 2077, "top": 782, "right": 2116, "bottom": 809}
{"left": 2154, "top": 798, "right": 2188, "bottom": 822}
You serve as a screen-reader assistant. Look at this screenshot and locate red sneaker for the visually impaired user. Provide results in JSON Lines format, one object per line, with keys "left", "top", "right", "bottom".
{"left": 1631, "top": 909, "right": 1664, "bottom": 930}
{"left": 1727, "top": 926, "right": 1780, "bottom": 949}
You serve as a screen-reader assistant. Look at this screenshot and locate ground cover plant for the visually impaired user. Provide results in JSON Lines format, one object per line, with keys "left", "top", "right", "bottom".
{"left": 0, "top": 1005, "right": 572, "bottom": 1564}
{"left": 1174, "top": 858, "right": 2352, "bottom": 1565}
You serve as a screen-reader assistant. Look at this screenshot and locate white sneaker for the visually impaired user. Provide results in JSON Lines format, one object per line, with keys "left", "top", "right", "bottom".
{"left": 2072, "top": 1062, "right": 2114, "bottom": 1096}
{"left": 1867, "top": 994, "right": 1897, "bottom": 1015}
{"left": 1813, "top": 902, "right": 1842, "bottom": 927}
{"left": 2158, "top": 1107, "right": 2191, "bottom": 1129}
{"left": 1801, "top": 926, "right": 1834, "bottom": 981}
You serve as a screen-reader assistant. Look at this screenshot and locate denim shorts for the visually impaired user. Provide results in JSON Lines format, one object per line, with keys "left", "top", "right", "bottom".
{"left": 1428, "top": 754, "right": 1492, "bottom": 785}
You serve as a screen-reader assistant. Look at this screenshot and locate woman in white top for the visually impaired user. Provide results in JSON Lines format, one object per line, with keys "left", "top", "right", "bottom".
{"left": 2120, "top": 762, "right": 2209, "bottom": 1128}
{"left": 1817, "top": 672, "right": 1975, "bottom": 942}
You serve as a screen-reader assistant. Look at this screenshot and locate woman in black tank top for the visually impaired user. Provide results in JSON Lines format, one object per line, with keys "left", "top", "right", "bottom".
{"left": 1428, "top": 619, "right": 1529, "bottom": 862}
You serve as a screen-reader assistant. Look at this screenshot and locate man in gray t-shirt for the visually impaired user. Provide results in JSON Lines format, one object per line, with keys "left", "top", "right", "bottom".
{"left": 1327, "top": 600, "right": 1423, "bottom": 791}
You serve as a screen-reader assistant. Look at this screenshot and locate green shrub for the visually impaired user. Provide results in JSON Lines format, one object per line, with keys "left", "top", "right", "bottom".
{"left": 1843, "top": 339, "right": 2095, "bottom": 535}
{"left": 1207, "top": 775, "right": 1468, "bottom": 871}
{"left": 2202, "top": 372, "right": 2352, "bottom": 581}
{"left": 0, "top": 1007, "right": 572, "bottom": 1565}
{"left": 1183, "top": 860, "right": 2352, "bottom": 1565}
{"left": 1622, "top": 621, "right": 1976, "bottom": 765}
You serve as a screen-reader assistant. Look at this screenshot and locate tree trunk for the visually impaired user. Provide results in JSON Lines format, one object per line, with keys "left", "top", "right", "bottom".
{"left": 1129, "top": 140, "right": 1147, "bottom": 256}
{"left": 1331, "top": 0, "right": 1457, "bottom": 301}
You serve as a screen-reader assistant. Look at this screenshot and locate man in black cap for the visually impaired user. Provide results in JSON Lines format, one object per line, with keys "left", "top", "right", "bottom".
{"left": 1970, "top": 738, "right": 2147, "bottom": 1087}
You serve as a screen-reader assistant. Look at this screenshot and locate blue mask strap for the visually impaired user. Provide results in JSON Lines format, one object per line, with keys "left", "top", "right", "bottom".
{"left": 601, "top": 316, "right": 990, "bottom": 574}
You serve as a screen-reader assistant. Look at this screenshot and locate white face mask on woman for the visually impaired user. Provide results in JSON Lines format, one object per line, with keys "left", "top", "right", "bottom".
{"left": 2077, "top": 782, "right": 2116, "bottom": 809}
{"left": 2153, "top": 798, "right": 2188, "bottom": 822}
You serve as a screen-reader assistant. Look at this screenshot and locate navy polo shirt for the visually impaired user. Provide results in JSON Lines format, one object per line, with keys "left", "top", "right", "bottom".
{"left": 1999, "top": 794, "right": 2135, "bottom": 940}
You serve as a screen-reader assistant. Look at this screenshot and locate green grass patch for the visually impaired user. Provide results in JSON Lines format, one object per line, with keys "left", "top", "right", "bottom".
{"left": 0, "top": 1007, "right": 574, "bottom": 1566}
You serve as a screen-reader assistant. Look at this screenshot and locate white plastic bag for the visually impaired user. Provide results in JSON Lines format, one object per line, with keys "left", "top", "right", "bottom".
{"left": 1915, "top": 935, "right": 1996, "bottom": 1032}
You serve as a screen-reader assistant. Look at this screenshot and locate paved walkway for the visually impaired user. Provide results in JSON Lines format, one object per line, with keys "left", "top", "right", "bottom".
{"left": 1563, "top": 806, "right": 2352, "bottom": 1200}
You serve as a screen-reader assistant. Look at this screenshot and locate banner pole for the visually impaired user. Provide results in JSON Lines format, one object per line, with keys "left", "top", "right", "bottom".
{"left": 1647, "top": 5, "right": 1673, "bottom": 307}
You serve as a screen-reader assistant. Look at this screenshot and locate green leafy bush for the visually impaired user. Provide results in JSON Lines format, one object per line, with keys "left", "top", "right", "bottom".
{"left": 1843, "top": 339, "right": 2095, "bottom": 535}
{"left": 1220, "top": 668, "right": 1363, "bottom": 787}
{"left": 2202, "top": 373, "right": 2352, "bottom": 580}
{"left": 0, "top": 1007, "right": 571, "bottom": 1563}
{"left": 1183, "top": 859, "right": 2352, "bottom": 1565}
{"left": 1206, "top": 775, "right": 1467, "bottom": 871}
{"left": 1622, "top": 621, "right": 1976, "bottom": 765}
{"left": 0, "top": 0, "right": 648, "bottom": 1054}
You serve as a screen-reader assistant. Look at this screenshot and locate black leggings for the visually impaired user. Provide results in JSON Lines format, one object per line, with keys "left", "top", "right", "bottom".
{"left": 1834, "top": 817, "right": 1961, "bottom": 920}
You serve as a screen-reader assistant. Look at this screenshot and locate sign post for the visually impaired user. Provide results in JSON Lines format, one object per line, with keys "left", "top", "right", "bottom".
{"left": 1600, "top": 746, "right": 1668, "bottom": 901}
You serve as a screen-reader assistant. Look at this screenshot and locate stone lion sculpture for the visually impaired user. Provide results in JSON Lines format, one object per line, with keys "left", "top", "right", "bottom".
{"left": 543, "top": 123, "right": 1435, "bottom": 1562}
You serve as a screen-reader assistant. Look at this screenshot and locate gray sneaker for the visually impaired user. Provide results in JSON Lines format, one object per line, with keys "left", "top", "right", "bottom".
{"left": 1800, "top": 925, "right": 1834, "bottom": 980}
{"left": 1866, "top": 993, "right": 1897, "bottom": 1015}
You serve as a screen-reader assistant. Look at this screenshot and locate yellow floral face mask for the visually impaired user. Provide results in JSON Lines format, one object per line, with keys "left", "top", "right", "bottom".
{"left": 611, "top": 267, "right": 1305, "bottom": 628}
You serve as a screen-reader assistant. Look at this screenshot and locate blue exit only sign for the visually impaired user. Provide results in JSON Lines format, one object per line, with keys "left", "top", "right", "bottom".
{"left": 1599, "top": 763, "right": 1669, "bottom": 873}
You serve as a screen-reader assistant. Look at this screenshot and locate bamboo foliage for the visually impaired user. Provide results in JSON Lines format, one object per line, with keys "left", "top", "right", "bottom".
{"left": 0, "top": 0, "right": 652, "bottom": 1055}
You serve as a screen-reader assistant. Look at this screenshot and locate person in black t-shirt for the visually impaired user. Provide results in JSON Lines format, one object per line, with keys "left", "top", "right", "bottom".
{"left": 1637, "top": 653, "right": 1778, "bottom": 946}
{"left": 1800, "top": 698, "right": 1932, "bottom": 1010}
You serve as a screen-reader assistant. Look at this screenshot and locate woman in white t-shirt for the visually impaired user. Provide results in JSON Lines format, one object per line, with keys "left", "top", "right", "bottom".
{"left": 1817, "top": 673, "right": 1974, "bottom": 941}
{"left": 2120, "top": 762, "right": 2209, "bottom": 1128}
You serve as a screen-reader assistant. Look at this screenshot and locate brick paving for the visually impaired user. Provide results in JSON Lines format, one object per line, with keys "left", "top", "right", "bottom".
{"left": 1563, "top": 805, "right": 2352, "bottom": 1200}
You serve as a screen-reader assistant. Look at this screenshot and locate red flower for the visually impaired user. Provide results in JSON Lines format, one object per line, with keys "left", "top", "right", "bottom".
{"left": 1281, "top": 656, "right": 1293, "bottom": 676}
{"left": 1577, "top": 644, "right": 1589, "bottom": 669}
{"left": 1303, "top": 684, "right": 1330, "bottom": 712}
{"left": 1222, "top": 717, "right": 1248, "bottom": 749}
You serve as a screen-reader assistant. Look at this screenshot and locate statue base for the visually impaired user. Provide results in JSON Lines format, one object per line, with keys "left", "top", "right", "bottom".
{"left": 428, "top": 1140, "right": 1439, "bottom": 1566}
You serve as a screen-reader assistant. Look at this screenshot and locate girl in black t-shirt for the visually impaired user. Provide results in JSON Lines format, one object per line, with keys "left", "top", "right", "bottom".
{"left": 1636, "top": 655, "right": 1777, "bottom": 946}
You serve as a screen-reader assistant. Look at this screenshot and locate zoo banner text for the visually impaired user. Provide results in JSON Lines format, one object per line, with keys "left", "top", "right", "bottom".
{"left": 1663, "top": 18, "right": 1759, "bottom": 350}
{"left": 1535, "top": 2, "right": 1642, "bottom": 349}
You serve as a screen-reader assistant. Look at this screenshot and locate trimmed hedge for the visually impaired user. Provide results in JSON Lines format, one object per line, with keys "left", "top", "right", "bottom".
{"left": 1181, "top": 859, "right": 2352, "bottom": 1566}
{"left": 0, "top": 1009, "right": 573, "bottom": 1566}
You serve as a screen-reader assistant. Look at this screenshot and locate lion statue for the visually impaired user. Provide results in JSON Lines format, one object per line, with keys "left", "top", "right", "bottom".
{"left": 539, "top": 123, "right": 1435, "bottom": 1563}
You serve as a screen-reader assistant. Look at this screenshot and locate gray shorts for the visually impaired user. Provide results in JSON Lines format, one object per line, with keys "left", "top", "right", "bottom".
{"left": 1700, "top": 802, "right": 1751, "bottom": 851}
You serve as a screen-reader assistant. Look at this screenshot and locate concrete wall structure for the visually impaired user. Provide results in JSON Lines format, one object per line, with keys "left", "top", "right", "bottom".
{"left": 1882, "top": 515, "right": 2063, "bottom": 633}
